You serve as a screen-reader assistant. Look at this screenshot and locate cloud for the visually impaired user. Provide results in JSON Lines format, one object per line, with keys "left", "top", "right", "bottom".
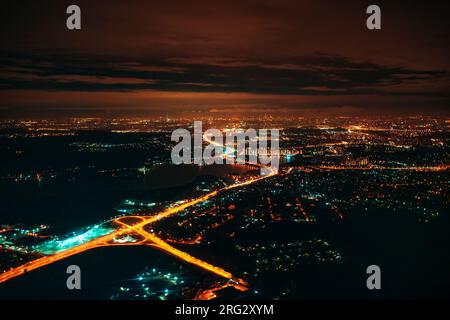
{"left": 0, "top": 53, "right": 448, "bottom": 98}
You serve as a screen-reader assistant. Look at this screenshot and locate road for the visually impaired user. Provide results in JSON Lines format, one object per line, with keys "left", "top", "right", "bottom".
{"left": 0, "top": 132, "right": 277, "bottom": 292}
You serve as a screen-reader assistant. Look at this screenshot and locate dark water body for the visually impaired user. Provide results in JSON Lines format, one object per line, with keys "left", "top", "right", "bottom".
{"left": 0, "top": 164, "right": 247, "bottom": 228}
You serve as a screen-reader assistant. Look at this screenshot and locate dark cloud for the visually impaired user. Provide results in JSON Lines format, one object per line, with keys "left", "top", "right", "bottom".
{"left": 1, "top": 53, "right": 448, "bottom": 97}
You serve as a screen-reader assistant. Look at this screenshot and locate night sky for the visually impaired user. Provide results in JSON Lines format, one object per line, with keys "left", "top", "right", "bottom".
{"left": 1, "top": 0, "right": 449, "bottom": 116}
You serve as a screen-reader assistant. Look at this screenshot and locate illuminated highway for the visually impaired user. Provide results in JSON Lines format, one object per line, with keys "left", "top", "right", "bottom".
{"left": 0, "top": 131, "right": 277, "bottom": 295}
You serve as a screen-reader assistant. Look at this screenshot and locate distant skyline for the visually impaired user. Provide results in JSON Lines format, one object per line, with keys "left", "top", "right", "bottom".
{"left": 1, "top": 0, "right": 449, "bottom": 117}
